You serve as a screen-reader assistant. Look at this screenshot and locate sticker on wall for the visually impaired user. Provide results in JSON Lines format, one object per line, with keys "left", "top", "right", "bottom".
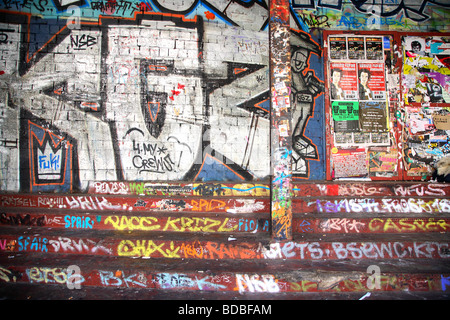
{"left": 329, "top": 36, "right": 347, "bottom": 60}
{"left": 365, "top": 37, "right": 384, "bottom": 60}
{"left": 403, "top": 36, "right": 450, "bottom": 105}
{"left": 433, "top": 114, "right": 450, "bottom": 130}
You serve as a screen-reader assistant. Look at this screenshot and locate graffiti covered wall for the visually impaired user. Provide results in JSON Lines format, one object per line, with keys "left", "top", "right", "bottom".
{"left": 0, "top": 0, "right": 327, "bottom": 192}
{"left": 291, "top": 0, "right": 450, "bottom": 33}
{"left": 0, "top": 0, "right": 449, "bottom": 192}
{"left": 293, "top": 0, "right": 450, "bottom": 180}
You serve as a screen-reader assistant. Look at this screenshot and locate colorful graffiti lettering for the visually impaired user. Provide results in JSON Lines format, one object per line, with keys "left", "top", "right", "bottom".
{"left": 117, "top": 240, "right": 181, "bottom": 258}
{"left": 1, "top": 264, "right": 447, "bottom": 294}
{"left": 18, "top": 236, "right": 48, "bottom": 252}
{"left": 305, "top": 198, "right": 450, "bottom": 214}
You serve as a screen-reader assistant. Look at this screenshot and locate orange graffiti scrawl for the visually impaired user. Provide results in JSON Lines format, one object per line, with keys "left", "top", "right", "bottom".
{"left": 205, "top": 11, "right": 215, "bottom": 20}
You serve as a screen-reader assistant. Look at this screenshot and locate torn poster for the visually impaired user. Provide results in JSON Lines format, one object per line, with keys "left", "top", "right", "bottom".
{"left": 403, "top": 36, "right": 450, "bottom": 105}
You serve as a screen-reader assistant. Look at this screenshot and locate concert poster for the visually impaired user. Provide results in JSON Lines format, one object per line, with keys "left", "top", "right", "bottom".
{"left": 359, "top": 101, "right": 388, "bottom": 132}
{"left": 348, "top": 37, "right": 365, "bottom": 60}
{"left": 330, "top": 62, "right": 358, "bottom": 101}
{"left": 358, "top": 63, "right": 386, "bottom": 101}
{"left": 368, "top": 148, "right": 398, "bottom": 176}
{"left": 332, "top": 101, "right": 360, "bottom": 132}
{"left": 332, "top": 148, "right": 368, "bottom": 178}
{"left": 329, "top": 36, "right": 347, "bottom": 60}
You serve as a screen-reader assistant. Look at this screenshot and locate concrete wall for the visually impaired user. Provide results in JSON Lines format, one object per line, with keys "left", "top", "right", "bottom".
{"left": 0, "top": 0, "right": 449, "bottom": 192}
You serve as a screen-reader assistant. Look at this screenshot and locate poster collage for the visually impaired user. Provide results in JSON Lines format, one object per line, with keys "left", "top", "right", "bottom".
{"left": 402, "top": 35, "right": 450, "bottom": 177}
{"left": 327, "top": 34, "right": 450, "bottom": 179}
{"left": 327, "top": 35, "right": 395, "bottom": 178}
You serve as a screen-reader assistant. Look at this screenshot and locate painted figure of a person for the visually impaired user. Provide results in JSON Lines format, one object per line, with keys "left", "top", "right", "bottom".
{"left": 290, "top": 31, "right": 323, "bottom": 176}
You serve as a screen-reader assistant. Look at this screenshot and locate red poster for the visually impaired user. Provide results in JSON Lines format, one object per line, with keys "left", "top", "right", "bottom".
{"left": 358, "top": 63, "right": 386, "bottom": 100}
{"left": 330, "top": 62, "right": 358, "bottom": 100}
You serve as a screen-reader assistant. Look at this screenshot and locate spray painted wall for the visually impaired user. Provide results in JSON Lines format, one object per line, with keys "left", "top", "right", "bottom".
{"left": 0, "top": 1, "right": 448, "bottom": 192}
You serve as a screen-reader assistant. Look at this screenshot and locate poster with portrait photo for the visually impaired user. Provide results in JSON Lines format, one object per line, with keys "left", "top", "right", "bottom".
{"left": 348, "top": 37, "right": 365, "bottom": 60}
{"left": 329, "top": 36, "right": 347, "bottom": 60}
{"left": 365, "top": 37, "right": 383, "bottom": 60}
{"left": 404, "top": 37, "right": 427, "bottom": 57}
{"left": 358, "top": 63, "right": 386, "bottom": 101}
{"left": 330, "top": 62, "right": 358, "bottom": 100}
{"left": 359, "top": 101, "right": 388, "bottom": 132}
